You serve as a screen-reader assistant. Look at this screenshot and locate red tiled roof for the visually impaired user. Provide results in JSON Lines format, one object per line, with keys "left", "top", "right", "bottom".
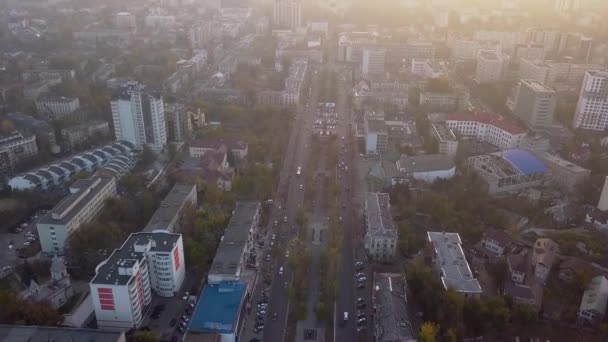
{"left": 447, "top": 111, "right": 526, "bottom": 135}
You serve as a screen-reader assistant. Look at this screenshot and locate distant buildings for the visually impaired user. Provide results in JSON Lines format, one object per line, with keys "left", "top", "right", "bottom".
{"left": 60, "top": 121, "right": 110, "bottom": 151}
{"left": 511, "top": 79, "right": 556, "bottom": 129}
{"left": 475, "top": 51, "right": 507, "bottom": 84}
{"left": 572, "top": 71, "right": 608, "bottom": 131}
{"left": 427, "top": 231, "right": 482, "bottom": 297}
{"left": 165, "top": 104, "right": 205, "bottom": 142}
{"left": 36, "top": 176, "right": 117, "bottom": 254}
{"left": 395, "top": 154, "right": 455, "bottom": 183}
{"left": 578, "top": 275, "right": 608, "bottom": 324}
{"left": 142, "top": 183, "right": 197, "bottom": 233}
{"left": 364, "top": 193, "right": 398, "bottom": 262}
{"left": 518, "top": 58, "right": 601, "bottom": 90}
{"left": 90, "top": 231, "right": 185, "bottom": 330}
{"left": 411, "top": 59, "right": 446, "bottom": 79}
{"left": 35, "top": 96, "right": 80, "bottom": 120}
{"left": 468, "top": 149, "right": 547, "bottom": 195}
{"left": 273, "top": 0, "right": 301, "bottom": 30}
{"left": 428, "top": 119, "right": 458, "bottom": 157}
{"left": 111, "top": 81, "right": 167, "bottom": 151}
{"left": 0, "top": 131, "right": 38, "bottom": 178}
{"left": 452, "top": 39, "right": 500, "bottom": 61}
{"left": 512, "top": 44, "right": 545, "bottom": 65}
{"left": 419, "top": 89, "right": 468, "bottom": 112}
{"left": 114, "top": 12, "right": 136, "bottom": 29}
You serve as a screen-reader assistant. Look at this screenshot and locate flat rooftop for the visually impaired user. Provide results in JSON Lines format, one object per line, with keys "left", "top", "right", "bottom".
{"left": 541, "top": 153, "right": 589, "bottom": 173}
{"left": 143, "top": 183, "right": 197, "bottom": 232}
{"left": 208, "top": 202, "right": 259, "bottom": 278}
{"left": 427, "top": 231, "right": 482, "bottom": 294}
{"left": 373, "top": 273, "right": 416, "bottom": 342}
{"left": 398, "top": 154, "right": 455, "bottom": 173}
{"left": 189, "top": 282, "right": 246, "bottom": 334}
{"left": 478, "top": 50, "right": 500, "bottom": 61}
{"left": 0, "top": 325, "right": 124, "bottom": 342}
{"left": 91, "top": 232, "right": 181, "bottom": 286}
{"left": 521, "top": 79, "right": 555, "bottom": 93}
{"left": 38, "top": 176, "right": 114, "bottom": 226}
{"left": 365, "top": 193, "right": 397, "bottom": 239}
{"left": 431, "top": 121, "right": 457, "bottom": 142}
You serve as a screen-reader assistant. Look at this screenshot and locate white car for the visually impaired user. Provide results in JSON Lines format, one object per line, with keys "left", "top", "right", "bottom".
{"left": 279, "top": 267, "right": 284, "bottom": 275}
{"left": 299, "top": 184, "right": 303, "bottom": 190}
{"left": 182, "top": 292, "right": 190, "bottom": 300}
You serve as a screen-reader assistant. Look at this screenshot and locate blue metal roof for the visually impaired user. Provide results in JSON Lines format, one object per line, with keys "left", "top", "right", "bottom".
{"left": 189, "top": 282, "right": 246, "bottom": 334}
{"left": 502, "top": 149, "right": 546, "bottom": 176}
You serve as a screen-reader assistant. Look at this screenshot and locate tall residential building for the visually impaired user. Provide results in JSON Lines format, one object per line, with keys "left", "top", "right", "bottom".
{"left": 0, "top": 132, "right": 38, "bottom": 178}
{"left": 512, "top": 44, "right": 545, "bottom": 65}
{"left": 518, "top": 58, "right": 601, "bottom": 88}
{"left": 576, "top": 36, "right": 593, "bottom": 63}
{"left": 90, "top": 231, "right": 185, "bottom": 330}
{"left": 572, "top": 71, "right": 608, "bottom": 131}
{"left": 273, "top": 0, "right": 301, "bottom": 30}
{"left": 36, "top": 176, "right": 117, "bottom": 254}
{"left": 475, "top": 51, "right": 507, "bottom": 84}
{"left": 35, "top": 96, "right": 80, "bottom": 120}
{"left": 554, "top": 0, "right": 581, "bottom": 13}
{"left": 111, "top": 81, "right": 167, "bottom": 151}
{"left": 530, "top": 29, "right": 562, "bottom": 58}
{"left": 452, "top": 39, "right": 500, "bottom": 61}
{"left": 114, "top": 12, "right": 136, "bottom": 29}
{"left": 361, "top": 47, "right": 386, "bottom": 77}
{"left": 364, "top": 193, "right": 398, "bottom": 262}
{"left": 512, "top": 80, "right": 557, "bottom": 129}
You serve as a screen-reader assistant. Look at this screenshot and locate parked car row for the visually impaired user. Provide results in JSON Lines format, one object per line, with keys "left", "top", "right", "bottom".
{"left": 253, "top": 288, "right": 271, "bottom": 334}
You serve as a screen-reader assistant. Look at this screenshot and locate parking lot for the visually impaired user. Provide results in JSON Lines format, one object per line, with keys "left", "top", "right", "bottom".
{"left": 0, "top": 210, "right": 45, "bottom": 278}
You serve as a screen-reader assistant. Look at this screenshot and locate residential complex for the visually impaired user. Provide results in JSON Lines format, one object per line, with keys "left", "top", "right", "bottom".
{"left": 572, "top": 70, "right": 608, "bottom": 131}
{"left": 35, "top": 96, "right": 80, "bottom": 120}
{"left": 142, "top": 183, "right": 198, "bottom": 233}
{"left": 36, "top": 176, "right": 117, "bottom": 254}
{"left": 364, "top": 193, "right": 398, "bottom": 261}
{"left": 273, "top": 0, "right": 301, "bottom": 30}
{"left": 111, "top": 81, "right": 167, "bottom": 151}
{"left": 468, "top": 149, "right": 547, "bottom": 195}
{"left": 445, "top": 111, "right": 527, "bottom": 150}
{"left": 427, "top": 231, "right": 482, "bottom": 297}
{"left": 208, "top": 201, "right": 260, "bottom": 284}
{"left": 419, "top": 89, "right": 469, "bottom": 112}
{"left": 8, "top": 140, "right": 135, "bottom": 191}
{"left": 511, "top": 79, "right": 557, "bottom": 129}
{"left": 90, "top": 232, "right": 186, "bottom": 330}
{"left": 475, "top": 50, "right": 507, "bottom": 84}
{"left": 0, "top": 131, "right": 38, "bottom": 178}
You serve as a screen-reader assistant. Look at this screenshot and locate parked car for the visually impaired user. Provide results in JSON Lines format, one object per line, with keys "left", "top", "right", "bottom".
{"left": 182, "top": 291, "right": 190, "bottom": 300}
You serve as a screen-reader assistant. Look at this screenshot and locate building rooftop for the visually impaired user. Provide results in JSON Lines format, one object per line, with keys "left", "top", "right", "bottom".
{"left": 189, "top": 282, "right": 246, "bottom": 334}
{"left": 373, "top": 273, "right": 416, "bottom": 342}
{"left": 478, "top": 50, "right": 500, "bottom": 61}
{"left": 367, "top": 119, "right": 387, "bottom": 134}
{"left": 397, "top": 154, "right": 455, "bottom": 173}
{"left": 447, "top": 111, "right": 526, "bottom": 135}
{"left": 427, "top": 231, "right": 482, "bottom": 294}
{"left": 37, "top": 176, "right": 114, "bottom": 226}
{"left": 91, "top": 232, "right": 181, "bottom": 286}
{"left": 143, "top": 183, "right": 197, "bottom": 232}
{"left": 208, "top": 202, "right": 259, "bottom": 278}
{"left": 521, "top": 79, "right": 555, "bottom": 93}
{"left": 365, "top": 193, "right": 397, "bottom": 239}
{"left": 0, "top": 325, "right": 125, "bottom": 342}
{"left": 540, "top": 153, "right": 589, "bottom": 173}
{"left": 502, "top": 149, "right": 547, "bottom": 176}
{"left": 580, "top": 275, "right": 608, "bottom": 316}
{"left": 431, "top": 121, "right": 457, "bottom": 142}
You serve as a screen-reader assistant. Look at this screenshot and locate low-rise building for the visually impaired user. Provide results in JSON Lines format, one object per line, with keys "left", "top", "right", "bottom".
{"left": 0, "top": 131, "right": 38, "bottom": 178}
{"left": 429, "top": 119, "right": 458, "bottom": 157}
{"left": 480, "top": 229, "right": 513, "bottom": 256}
{"left": 19, "top": 256, "right": 73, "bottom": 309}
{"left": 35, "top": 96, "right": 80, "bottom": 120}
{"left": 395, "top": 154, "right": 455, "bottom": 183}
{"left": 532, "top": 238, "right": 558, "bottom": 284}
{"left": 36, "top": 176, "right": 117, "bottom": 254}
{"left": 538, "top": 152, "right": 590, "bottom": 193}
{"left": 189, "top": 138, "right": 248, "bottom": 160}
{"left": 143, "top": 183, "right": 197, "bottom": 233}
{"left": 90, "top": 231, "right": 185, "bottom": 330}
{"left": 0, "top": 325, "right": 126, "bottom": 342}
{"left": 558, "top": 257, "right": 592, "bottom": 283}
{"left": 208, "top": 202, "right": 260, "bottom": 284}
{"left": 446, "top": 111, "right": 527, "bottom": 151}
{"left": 411, "top": 59, "right": 446, "bottom": 79}
{"left": 364, "top": 193, "right": 398, "bottom": 262}
{"left": 579, "top": 275, "right": 608, "bottom": 324}
{"left": 419, "top": 90, "right": 469, "bottom": 112}
{"left": 468, "top": 149, "right": 547, "bottom": 195}
{"left": 364, "top": 119, "right": 388, "bottom": 155}
{"left": 60, "top": 121, "right": 110, "bottom": 150}
{"left": 372, "top": 273, "right": 416, "bottom": 342}
{"left": 427, "top": 231, "right": 482, "bottom": 297}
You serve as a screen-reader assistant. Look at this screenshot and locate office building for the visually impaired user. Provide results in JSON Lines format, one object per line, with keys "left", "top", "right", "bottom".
{"left": 114, "top": 12, "right": 136, "bottom": 29}
{"left": 372, "top": 273, "right": 415, "bottom": 341}
{"left": 512, "top": 80, "right": 557, "bottom": 129}
{"left": 538, "top": 152, "right": 590, "bottom": 192}
{"left": 473, "top": 30, "right": 526, "bottom": 53}
{"left": 530, "top": 29, "right": 562, "bottom": 58}
{"left": 60, "top": 121, "right": 110, "bottom": 150}
{"left": 208, "top": 202, "right": 260, "bottom": 284}
{"left": 519, "top": 58, "right": 550, "bottom": 84}
{"left": 36, "top": 176, "right": 117, "bottom": 254}
{"left": 111, "top": 81, "right": 167, "bottom": 151}
{"left": 90, "top": 231, "right": 185, "bottom": 330}
{"left": 0, "top": 132, "right": 38, "bottom": 178}
{"left": 578, "top": 275, "right": 608, "bottom": 324}
{"left": 0, "top": 325, "right": 126, "bottom": 342}
{"left": 446, "top": 111, "right": 526, "bottom": 150}
{"left": 364, "top": 118, "right": 388, "bottom": 155}
{"left": 143, "top": 183, "right": 197, "bottom": 233}
{"left": 475, "top": 51, "right": 507, "bottom": 84}
{"left": 572, "top": 71, "right": 608, "bottom": 131}
{"left": 361, "top": 46, "right": 386, "bottom": 77}
{"left": 468, "top": 149, "right": 547, "bottom": 195}
{"left": 35, "top": 96, "right": 80, "bottom": 120}
{"left": 273, "top": 0, "right": 301, "bottom": 30}
{"left": 427, "top": 231, "right": 482, "bottom": 297}
{"left": 512, "top": 44, "right": 545, "bottom": 65}
{"left": 452, "top": 39, "right": 500, "bottom": 61}
{"left": 8, "top": 140, "right": 136, "bottom": 191}
{"left": 577, "top": 36, "right": 593, "bottom": 63}
{"left": 364, "top": 193, "right": 398, "bottom": 262}
{"left": 411, "top": 59, "right": 446, "bottom": 79}
{"left": 419, "top": 90, "right": 469, "bottom": 112}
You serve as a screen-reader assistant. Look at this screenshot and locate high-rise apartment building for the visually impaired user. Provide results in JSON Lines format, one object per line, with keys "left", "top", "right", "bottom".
{"left": 572, "top": 71, "right": 608, "bottom": 131}
{"left": 361, "top": 47, "right": 386, "bottom": 77}
{"left": 111, "top": 81, "right": 167, "bottom": 151}
{"left": 273, "top": 0, "right": 301, "bottom": 30}
{"left": 475, "top": 51, "right": 507, "bottom": 84}
{"left": 512, "top": 80, "right": 557, "bottom": 129}
{"left": 90, "top": 232, "right": 185, "bottom": 330}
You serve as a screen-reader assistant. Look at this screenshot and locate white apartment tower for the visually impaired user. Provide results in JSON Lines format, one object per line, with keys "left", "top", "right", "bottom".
{"left": 475, "top": 51, "right": 507, "bottom": 84}
{"left": 512, "top": 80, "right": 557, "bottom": 129}
{"left": 572, "top": 71, "right": 608, "bottom": 131}
{"left": 273, "top": 0, "right": 301, "bottom": 30}
{"left": 111, "top": 81, "right": 167, "bottom": 151}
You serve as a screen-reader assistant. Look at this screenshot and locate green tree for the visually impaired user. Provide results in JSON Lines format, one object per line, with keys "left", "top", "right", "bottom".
{"left": 139, "top": 145, "right": 157, "bottom": 167}
{"left": 418, "top": 322, "right": 439, "bottom": 342}
{"left": 134, "top": 330, "right": 159, "bottom": 342}
{"left": 487, "top": 258, "right": 509, "bottom": 291}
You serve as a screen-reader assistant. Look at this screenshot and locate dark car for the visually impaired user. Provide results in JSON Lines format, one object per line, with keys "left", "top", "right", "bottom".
{"left": 151, "top": 311, "right": 161, "bottom": 319}
{"left": 357, "top": 302, "right": 366, "bottom": 309}
{"left": 170, "top": 318, "right": 177, "bottom": 327}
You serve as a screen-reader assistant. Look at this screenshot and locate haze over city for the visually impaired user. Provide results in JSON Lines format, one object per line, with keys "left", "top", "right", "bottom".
{"left": 1, "top": 0, "right": 608, "bottom": 341}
